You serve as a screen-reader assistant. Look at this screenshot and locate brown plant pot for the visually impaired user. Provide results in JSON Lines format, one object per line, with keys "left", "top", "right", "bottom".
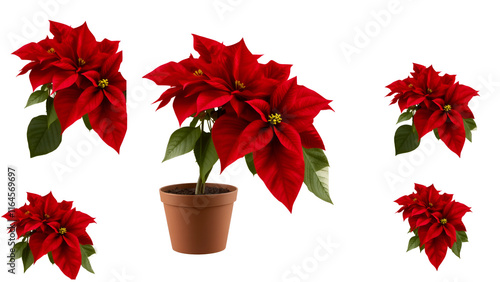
{"left": 159, "top": 183, "right": 238, "bottom": 254}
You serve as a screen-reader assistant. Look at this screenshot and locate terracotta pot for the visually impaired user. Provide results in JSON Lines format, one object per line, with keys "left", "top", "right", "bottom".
{"left": 159, "top": 183, "right": 238, "bottom": 254}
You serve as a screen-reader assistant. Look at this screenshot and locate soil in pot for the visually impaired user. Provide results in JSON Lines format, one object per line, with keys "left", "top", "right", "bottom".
{"left": 166, "top": 187, "right": 230, "bottom": 195}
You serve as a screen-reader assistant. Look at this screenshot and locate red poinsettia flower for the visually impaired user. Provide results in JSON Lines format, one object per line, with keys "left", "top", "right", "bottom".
{"left": 413, "top": 83, "right": 478, "bottom": 156}
{"left": 48, "top": 22, "right": 111, "bottom": 93}
{"left": 29, "top": 208, "right": 95, "bottom": 279}
{"left": 194, "top": 38, "right": 281, "bottom": 116}
{"left": 386, "top": 64, "right": 455, "bottom": 111}
{"left": 212, "top": 78, "right": 331, "bottom": 211}
{"left": 2, "top": 192, "right": 73, "bottom": 237}
{"left": 417, "top": 201, "right": 471, "bottom": 270}
{"left": 143, "top": 35, "right": 221, "bottom": 124}
{"left": 24, "top": 192, "right": 72, "bottom": 233}
{"left": 13, "top": 37, "right": 60, "bottom": 91}
{"left": 145, "top": 55, "right": 217, "bottom": 125}
{"left": 410, "top": 65, "right": 455, "bottom": 101}
{"left": 3, "top": 203, "right": 34, "bottom": 238}
{"left": 396, "top": 184, "right": 453, "bottom": 231}
{"left": 54, "top": 52, "right": 127, "bottom": 152}
{"left": 144, "top": 35, "right": 291, "bottom": 125}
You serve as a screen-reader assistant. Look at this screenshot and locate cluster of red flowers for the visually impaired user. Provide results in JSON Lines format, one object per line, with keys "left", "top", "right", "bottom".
{"left": 14, "top": 21, "right": 127, "bottom": 154}
{"left": 395, "top": 184, "right": 471, "bottom": 270}
{"left": 145, "top": 35, "right": 332, "bottom": 212}
{"left": 2, "top": 192, "right": 95, "bottom": 279}
{"left": 386, "top": 64, "right": 478, "bottom": 156}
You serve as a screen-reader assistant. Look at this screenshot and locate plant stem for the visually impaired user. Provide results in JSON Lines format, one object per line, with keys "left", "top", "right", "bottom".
{"left": 195, "top": 118, "right": 206, "bottom": 195}
{"left": 195, "top": 174, "right": 204, "bottom": 195}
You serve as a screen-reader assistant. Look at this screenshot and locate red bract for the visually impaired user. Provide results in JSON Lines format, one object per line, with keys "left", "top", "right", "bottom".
{"left": 212, "top": 78, "right": 331, "bottom": 211}
{"left": 13, "top": 21, "right": 127, "bottom": 156}
{"left": 145, "top": 35, "right": 332, "bottom": 212}
{"left": 387, "top": 64, "right": 456, "bottom": 111}
{"left": 144, "top": 35, "right": 291, "bottom": 125}
{"left": 2, "top": 192, "right": 72, "bottom": 238}
{"left": 395, "top": 184, "right": 453, "bottom": 231}
{"left": 413, "top": 83, "right": 478, "bottom": 156}
{"left": 56, "top": 52, "right": 127, "bottom": 151}
{"left": 2, "top": 192, "right": 95, "bottom": 279}
{"left": 386, "top": 64, "right": 478, "bottom": 156}
{"left": 396, "top": 184, "right": 471, "bottom": 270}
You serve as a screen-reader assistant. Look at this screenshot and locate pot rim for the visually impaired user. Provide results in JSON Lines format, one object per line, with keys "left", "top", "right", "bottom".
{"left": 159, "top": 183, "right": 237, "bottom": 208}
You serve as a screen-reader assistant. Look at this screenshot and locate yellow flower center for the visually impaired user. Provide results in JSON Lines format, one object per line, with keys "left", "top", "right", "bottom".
{"left": 412, "top": 198, "right": 417, "bottom": 202}
{"left": 440, "top": 218, "right": 448, "bottom": 225}
{"left": 428, "top": 203, "right": 433, "bottom": 207}
{"left": 24, "top": 211, "right": 30, "bottom": 215}
{"left": 47, "top": 48, "right": 55, "bottom": 54}
{"left": 98, "top": 79, "right": 109, "bottom": 89}
{"left": 268, "top": 113, "right": 282, "bottom": 125}
{"left": 78, "top": 58, "right": 86, "bottom": 66}
{"left": 235, "top": 80, "right": 246, "bottom": 90}
{"left": 408, "top": 84, "right": 413, "bottom": 88}
{"left": 444, "top": 105, "right": 451, "bottom": 112}
{"left": 58, "top": 227, "right": 67, "bottom": 235}
{"left": 193, "top": 69, "right": 203, "bottom": 76}
{"left": 427, "top": 88, "right": 433, "bottom": 93}
{"left": 44, "top": 214, "right": 50, "bottom": 219}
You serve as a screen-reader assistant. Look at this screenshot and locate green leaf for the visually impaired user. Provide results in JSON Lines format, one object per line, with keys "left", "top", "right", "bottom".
{"left": 245, "top": 153, "right": 257, "bottom": 176}
{"left": 22, "top": 245, "right": 34, "bottom": 273}
{"left": 407, "top": 235, "right": 420, "bottom": 252}
{"left": 163, "top": 127, "right": 201, "bottom": 162}
{"left": 394, "top": 124, "right": 420, "bottom": 155}
{"left": 189, "top": 117, "right": 200, "bottom": 128}
{"left": 83, "top": 114, "right": 92, "bottom": 131}
{"left": 457, "top": 230, "right": 468, "bottom": 242}
{"left": 25, "top": 90, "right": 49, "bottom": 108}
{"left": 46, "top": 97, "right": 58, "bottom": 128}
{"left": 80, "top": 245, "right": 95, "bottom": 274}
{"left": 27, "top": 115, "right": 62, "bottom": 158}
{"left": 451, "top": 231, "right": 468, "bottom": 258}
{"left": 14, "top": 242, "right": 27, "bottom": 259}
{"left": 81, "top": 244, "right": 96, "bottom": 257}
{"left": 397, "top": 111, "right": 413, "bottom": 124}
{"left": 463, "top": 119, "right": 477, "bottom": 131}
{"left": 451, "top": 239, "right": 462, "bottom": 258}
{"left": 463, "top": 119, "right": 476, "bottom": 142}
{"left": 433, "top": 128, "right": 440, "bottom": 140}
{"left": 194, "top": 132, "right": 218, "bottom": 182}
{"left": 48, "top": 252, "right": 54, "bottom": 264}
{"left": 303, "top": 148, "right": 332, "bottom": 204}
{"left": 420, "top": 244, "right": 425, "bottom": 252}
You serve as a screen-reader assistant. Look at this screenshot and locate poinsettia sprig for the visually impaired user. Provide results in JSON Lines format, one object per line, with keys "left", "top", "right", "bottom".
{"left": 145, "top": 35, "right": 333, "bottom": 212}
{"left": 14, "top": 21, "right": 127, "bottom": 157}
{"left": 395, "top": 184, "right": 471, "bottom": 270}
{"left": 2, "top": 192, "right": 95, "bottom": 279}
{"left": 386, "top": 64, "right": 478, "bottom": 156}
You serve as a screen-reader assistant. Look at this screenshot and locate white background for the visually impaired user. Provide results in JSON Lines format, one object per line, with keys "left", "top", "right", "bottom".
{"left": 0, "top": 0, "right": 499, "bottom": 281}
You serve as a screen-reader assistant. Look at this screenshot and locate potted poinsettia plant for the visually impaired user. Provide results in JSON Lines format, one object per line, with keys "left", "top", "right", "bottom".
{"left": 2, "top": 192, "right": 96, "bottom": 279}
{"left": 386, "top": 64, "right": 478, "bottom": 156}
{"left": 395, "top": 184, "right": 471, "bottom": 270}
{"left": 13, "top": 21, "right": 127, "bottom": 157}
{"left": 144, "top": 35, "right": 333, "bottom": 254}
